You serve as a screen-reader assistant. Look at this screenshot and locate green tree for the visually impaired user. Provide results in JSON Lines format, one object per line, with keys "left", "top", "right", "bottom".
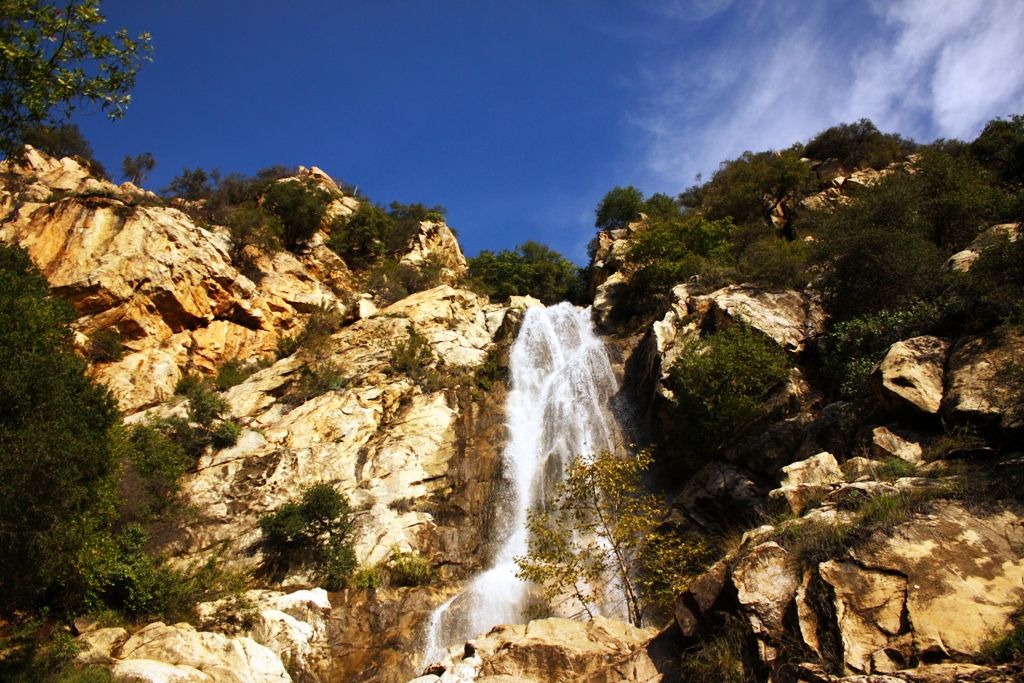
{"left": 803, "top": 119, "right": 915, "bottom": 170}
{"left": 0, "top": 244, "right": 120, "bottom": 612}
{"left": 163, "top": 167, "right": 212, "bottom": 201}
{"left": 970, "top": 114, "right": 1024, "bottom": 184}
{"left": 261, "top": 178, "right": 331, "bottom": 249}
{"left": 666, "top": 323, "right": 790, "bottom": 470}
{"left": 121, "top": 151, "right": 155, "bottom": 185}
{"left": 516, "top": 449, "right": 705, "bottom": 626}
{"left": 468, "top": 241, "right": 582, "bottom": 304}
{"left": 328, "top": 202, "right": 393, "bottom": 267}
{"left": 0, "top": 0, "right": 152, "bottom": 159}
{"left": 260, "top": 483, "right": 357, "bottom": 589}
{"left": 595, "top": 186, "right": 644, "bottom": 230}
{"left": 695, "top": 148, "right": 817, "bottom": 226}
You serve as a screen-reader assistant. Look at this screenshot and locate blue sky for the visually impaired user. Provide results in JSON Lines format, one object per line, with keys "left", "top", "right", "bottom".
{"left": 75, "top": 0, "right": 1024, "bottom": 263}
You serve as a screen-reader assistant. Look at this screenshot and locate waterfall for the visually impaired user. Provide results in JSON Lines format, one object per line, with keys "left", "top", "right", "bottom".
{"left": 421, "top": 302, "right": 620, "bottom": 665}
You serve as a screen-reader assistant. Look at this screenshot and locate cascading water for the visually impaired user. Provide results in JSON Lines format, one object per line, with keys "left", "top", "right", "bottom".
{"left": 421, "top": 302, "right": 621, "bottom": 665}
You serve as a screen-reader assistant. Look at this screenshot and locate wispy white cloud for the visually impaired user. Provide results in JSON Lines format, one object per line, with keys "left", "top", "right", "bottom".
{"left": 632, "top": 0, "right": 1024, "bottom": 191}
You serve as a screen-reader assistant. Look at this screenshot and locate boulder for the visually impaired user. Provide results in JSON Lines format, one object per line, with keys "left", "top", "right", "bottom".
{"left": 112, "top": 622, "right": 289, "bottom": 683}
{"left": 871, "top": 337, "right": 949, "bottom": 416}
{"left": 425, "top": 617, "right": 661, "bottom": 683}
{"left": 399, "top": 221, "right": 469, "bottom": 284}
{"left": 944, "top": 222, "right": 1020, "bottom": 273}
{"left": 674, "top": 558, "right": 730, "bottom": 638}
{"left": 700, "top": 285, "right": 826, "bottom": 353}
{"left": 670, "top": 462, "right": 766, "bottom": 534}
{"left": 591, "top": 271, "right": 627, "bottom": 327}
{"left": 731, "top": 542, "right": 801, "bottom": 664}
{"left": 868, "top": 426, "right": 923, "bottom": 463}
{"left": 769, "top": 452, "right": 844, "bottom": 515}
{"left": 197, "top": 588, "right": 331, "bottom": 675}
{"left": 820, "top": 502, "right": 1024, "bottom": 670}
{"left": 942, "top": 329, "right": 1024, "bottom": 434}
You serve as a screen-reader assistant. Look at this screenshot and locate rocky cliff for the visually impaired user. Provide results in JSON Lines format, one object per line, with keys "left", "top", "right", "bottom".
{"left": 3, "top": 147, "right": 1023, "bottom": 683}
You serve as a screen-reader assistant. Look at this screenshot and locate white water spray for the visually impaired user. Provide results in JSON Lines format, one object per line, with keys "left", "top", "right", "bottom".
{"left": 421, "top": 303, "right": 620, "bottom": 665}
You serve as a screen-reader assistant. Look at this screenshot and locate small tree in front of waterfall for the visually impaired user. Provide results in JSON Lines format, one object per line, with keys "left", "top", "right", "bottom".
{"left": 514, "top": 449, "right": 709, "bottom": 626}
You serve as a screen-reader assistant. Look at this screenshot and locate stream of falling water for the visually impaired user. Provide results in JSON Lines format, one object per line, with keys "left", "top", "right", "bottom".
{"left": 420, "top": 303, "right": 620, "bottom": 666}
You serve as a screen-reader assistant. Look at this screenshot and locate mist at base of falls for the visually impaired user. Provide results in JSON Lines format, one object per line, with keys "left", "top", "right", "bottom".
{"left": 421, "top": 303, "right": 622, "bottom": 665}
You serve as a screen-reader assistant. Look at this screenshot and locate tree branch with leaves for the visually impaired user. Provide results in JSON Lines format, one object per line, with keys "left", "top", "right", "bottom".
{"left": 515, "top": 449, "right": 710, "bottom": 627}
{"left": 0, "top": 0, "right": 152, "bottom": 159}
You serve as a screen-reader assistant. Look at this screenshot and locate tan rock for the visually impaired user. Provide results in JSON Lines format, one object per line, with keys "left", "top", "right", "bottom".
{"left": 172, "top": 285, "right": 511, "bottom": 574}
{"left": 732, "top": 542, "right": 800, "bottom": 664}
{"left": 114, "top": 622, "right": 289, "bottom": 683}
{"left": 871, "top": 336, "right": 949, "bottom": 416}
{"left": 0, "top": 148, "right": 359, "bottom": 412}
{"left": 438, "top": 617, "right": 660, "bottom": 683}
{"left": 769, "top": 452, "right": 844, "bottom": 515}
{"left": 942, "top": 330, "right": 1024, "bottom": 433}
{"left": 819, "top": 560, "right": 910, "bottom": 673}
{"left": 701, "top": 285, "right": 826, "bottom": 353}
{"left": 400, "top": 221, "right": 468, "bottom": 284}
{"left": 869, "top": 427, "right": 923, "bottom": 463}
{"left": 944, "top": 222, "right": 1020, "bottom": 273}
{"left": 75, "top": 626, "right": 130, "bottom": 666}
{"left": 840, "top": 503, "right": 1024, "bottom": 662}
{"left": 591, "top": 271, "right": 627, "bottom": 327}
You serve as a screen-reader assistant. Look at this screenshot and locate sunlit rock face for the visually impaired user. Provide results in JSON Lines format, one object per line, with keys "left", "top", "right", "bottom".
{"left": 0, "top": 148, "right": 469, "bottom": 413}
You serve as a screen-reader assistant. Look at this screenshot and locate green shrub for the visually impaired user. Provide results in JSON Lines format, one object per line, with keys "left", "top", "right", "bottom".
{"left": 977, "top": 613, "right": 1024, "bottom": 664}
{"left": 223, "top": 202, "right": 283, "bottom": 252}
{"left": 736, "top": 235, "right": 808, "bottom": 289}
{"left": 87, "top": 328, "right": 124, "bottom": 362}
{"left": 635, "top": 530, "right": 713, "bottom": 619}
{"left": 321, "top": 537, "right": 357, "bottom": 591}
{"left": 390, "top": 324, "right": 436, "bottom": 383}
{"left": 328, "top": 200, "right": 443, "bottom": 269}
{"left": 957, "top": 233, "right": 1024, "bottom": 329}
{"left": 261, "top": 178, "right": 331, "bottom": 249}
{"left": 774, "top": 519, "right": 856, "bottom": 566}
{"left": 115, "top": 424, "right": 188, "bottom": 520}
{"left": 468, "top": 241, "right": 583, "bottom": 304}
{"left": 914, "top": 148, "right": 1004, "bottom": 252}
{"left": 259, "top": 484, "right": 356, "bottom": 586}
{"left": 350, "top": 566, "right": 384, "bottom": 589}
{"left": 183, "top": 384, "right": 228, "bottom": 427}
{"left": 803, "top": 119, "right": 915, "bottom": 170}
{"left": 387, "top": 546, "right": 433, "bottom": 587}
{"left": 678, "top": 615, "right": 749, "bottom": 683}
{"left": 691, "top": 148, "right": 817, "bottom": 226}
{"left": 366, "top": 256, "right": 442, "bottom": 306}
{"left": 287, "top": 360, "right": 348, "bottom": 405}
{"left": 666, "top": 324, "right": 790, "bottom": 471}
{"left": 215, "top": 358, "right": 257, "bottom": 391}
{"left": 595, "top": 185, "right": 645, "bottom": 230}
{"left": 820, "top": 229, "right": 944, "bottom": 322}
{"left": 625, "top": 213, "right": 737, "bottom": 308}
{"left": 210, "top": 420, "right": 241, "bottom": 449}
{"left": 328, "top": 203, "right": 393, "bottom": 268}
{"left": 971, "top": 114, "right": 1024, "bottom": 184}
{"left": 163, "top": 377, "right": 239, "bottom": 456}
{"left": 473, "top": 347, "right": 506, "bottom": 391}
{"left": 876, "top": 457, "right": 918, "bottom": 481}
{"left": 163, "top": 167, "right": 212, "bottom": 201}
{"left": 174, "top": 372, "right": 206, "bottom": 397}
{"left": 276, "top": 333, "right": 301, "bottom": 359}
{"left": 818, "top": 302, "right": 948, "bottom": 400}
